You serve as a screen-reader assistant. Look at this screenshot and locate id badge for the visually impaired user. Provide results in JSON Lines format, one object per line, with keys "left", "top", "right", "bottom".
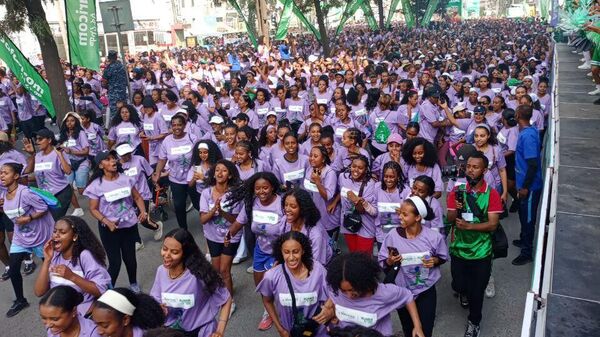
{"left": 462, "top": 212, "right": 474, "bottom": 222}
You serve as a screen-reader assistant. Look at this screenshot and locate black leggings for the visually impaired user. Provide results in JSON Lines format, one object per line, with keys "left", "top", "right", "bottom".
{"left": 398, "top": 285, "right": 437, "bottom": 337}
{"left": 98, "top": 224, "right": 138, "bottom": 286}
{"left": 169, "top": 182, "right": 199, "bottom": 230}
{"left": 9, "top": 252, "right": 31, "bottom": 301}
{"left": 49, "top": 186, "right": 74, "bottom": 221}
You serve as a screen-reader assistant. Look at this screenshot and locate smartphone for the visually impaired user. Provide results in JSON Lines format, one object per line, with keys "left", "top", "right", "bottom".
{"left": 388, "top": 246, "right": 399, "bottom": 257}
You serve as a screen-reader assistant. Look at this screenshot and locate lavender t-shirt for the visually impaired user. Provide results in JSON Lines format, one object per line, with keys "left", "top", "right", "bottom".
{"left": 83, "top": 174, "right": 139, "bottom": 229}
{"left": 108, "top": 122, "right": 142, "bottom": 149}
{"left": 378, "top": 227, "right": 448, "bottom": 296}
{"left": 47, "top": 313, "right": 100, "bottom": 337}
{"left": 82, "top": 123, "right": 106, "bottom": 157}
{"left": 158, "top": 134, "right": 198, "bottom": 184}
{"left": 376, "top": 188, "right": 406, "bottom": 243}
{"left": 256, "top": 263, "right": 329, "bottom": 336}
{"left": 236, "top": 195, "right": 284, "bottom": 254}
{"left": 34, "top": 150, "right": 70, "bottom": 194}
{"left": 338, "top": 174, "right": 378, "bottom": 239}
{"left": 1, "top": 184, "right": 52, "bottom": 248}
{"left": 404, "top": 164, "right": 443, "bottom": 193}
{"left": 142, "top": 113, "right": 169, "bottom": 165}
{"left": 302, "top": 165, "right": 340, "bottom": 231}
{"left": 200, "top": 188, "right": 242, "bottom": 243}
{"left": 281, "top": 219, "right": 332, "bottom": 265}
{"left": 150, "top": 266, "right": 230, "bottom": 335}
{"left": 272, "top": 155, "right": 308, "bottom": 187}
{"left": 122, "top": 155, "right": 153, "bottom": 200}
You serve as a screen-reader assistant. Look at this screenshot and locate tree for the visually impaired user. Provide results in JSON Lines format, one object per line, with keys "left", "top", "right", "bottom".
{"left": 294, "top": 0, "right": 345, "bottom": 57}
{"left": 0, "top": 0, "right": 70, "bottom": 123}
{"left": 375, "top": 0, "right": 384, "bottom": 29}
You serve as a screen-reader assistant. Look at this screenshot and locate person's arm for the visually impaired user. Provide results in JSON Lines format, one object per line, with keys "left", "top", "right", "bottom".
{"left": 212, "top": 296, "right": 232, "bottom": 337}
{"left": 455, "top": 212, "right": 499, "bottom": 232}
{"left": 499, "top": 167, "right": 508, "bottom": 202}
{"left": 404, "top": 300, "right": 425, "bottom": 337}
{"left": 152, "top": 159, "right": 167, "bottom": 184}
{"left": 131, "top": 187, "right": 147, "bottom": 222}
{"left": 56, "top": 149, "right": 73, "bottom": 175}
{"left": 89, "top": 198, "right": 117, "bottom": 231}
{"left": 33, "top": 240, "right": 52, "bottom": 297}
{"left": 262, "top": 296, "right": 289, "bottom": 337}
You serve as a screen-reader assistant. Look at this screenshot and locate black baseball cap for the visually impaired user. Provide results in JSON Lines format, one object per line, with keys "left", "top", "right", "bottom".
{"left": 94, "top": 150, "right": 118, "bottom": 164}
{"left": 34, "top": 128, "right": 55, "bottom": 140}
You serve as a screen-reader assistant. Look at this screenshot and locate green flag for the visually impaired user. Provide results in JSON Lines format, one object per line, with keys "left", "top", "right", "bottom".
{"left": 386, "top": 0, "right": 402, "bottom": 27}
{"left": 0, "top": 33, "right": 55, "bottom": 117}
{"left": 421, "top": 0, "right": 440, "bottom": 27}
{"left": 227, "top": 0, "right": 258, "bottom": 48}
{"left": 65, "top": 0, "right": 100, "bottom": 71}
{"left": 275, "top": 0, "right": 294, "bottom": 40}
{"left": 290, "top": 3, "right": 321, "bottom": 41}
{"left": 361, "top": 1, "right": 378, "bottom": 30}
{"left": 336, "top": 0, "right": 364, "bottom": 36}
{"left": 401, "top": 0, "right": 415, "bottom": 28}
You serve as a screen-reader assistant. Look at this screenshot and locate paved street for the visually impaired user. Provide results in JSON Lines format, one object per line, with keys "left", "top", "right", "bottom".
{"left": 0, "top": 193, "right": 530, "bottom": 337}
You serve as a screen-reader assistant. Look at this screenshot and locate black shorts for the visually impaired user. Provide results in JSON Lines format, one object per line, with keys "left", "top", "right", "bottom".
{"left": 206, "top": 239, "right": 240, "bottom": 258}
{"left": 0, "top": 213, "right": 14, "bottom": 232}
{"left": 505, "top": 154, "right": 516, "bottom": 180}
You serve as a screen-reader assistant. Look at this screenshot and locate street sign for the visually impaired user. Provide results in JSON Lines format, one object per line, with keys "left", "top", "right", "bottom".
{"left": 99, "top": 0, "right": 134, "bottom": 33}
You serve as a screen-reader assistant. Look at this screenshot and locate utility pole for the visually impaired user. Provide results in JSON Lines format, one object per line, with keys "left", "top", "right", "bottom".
{"left": 256, "top": 0, "right": 270, "bottom": 47}
{"left": 106, "top": 4, "right": 132, "bottom": 106}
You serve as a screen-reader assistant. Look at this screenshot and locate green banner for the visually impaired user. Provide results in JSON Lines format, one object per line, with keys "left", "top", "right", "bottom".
{"left": 401, "top": 0, "right": 415, "bottom": 28}
{"left": 421, "top": 0, "right": 440, "bottom": 26}
{"left": 289, "top": 1, "right": 321, "bottom": 41}
{"left": 0, "top": 33, "right": 55, "bottom": 117}
{"left": 386, "top": 0, "right": 401, "bottom": 27}
{"left": 275, "top": 0, "right": 294, "bottom": 40}
{"left": 65, "top": 0, "right": 100, "bottom": 71}
{"left": 335, "top": 0, "right": 364, "bottom": 36}
{"left": 227, "top": 0, "right": 258, "bottom": 48}
{"left": 447, "top": 0, "right": 462, "bottom": 17}
{"left": 361, "top": 1, "right": 378, "bottom": 30}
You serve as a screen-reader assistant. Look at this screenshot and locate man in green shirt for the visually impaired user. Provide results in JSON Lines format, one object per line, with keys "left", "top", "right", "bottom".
{"left": 447, "top": 152, "right": 503, "bottom": 337}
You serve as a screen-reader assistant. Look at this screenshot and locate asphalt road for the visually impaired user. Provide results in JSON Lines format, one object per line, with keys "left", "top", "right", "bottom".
{"left": 0, "top": 193, "right": 530, "bottom": 337}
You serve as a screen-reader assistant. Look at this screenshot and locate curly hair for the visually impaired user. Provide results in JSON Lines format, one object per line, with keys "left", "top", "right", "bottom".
{"left": 381, "top": 161, "right": 407, "bottom": 192}
{"left": 258, "top": 124, "right": 275, "bottom": 147}
{"left": 57, "top": 216, "right": 107, "bottom": 267}
{"left": 0, "top": 139, "right": 14, "bottom": 155}
{"left": 93, "top": 288, "right": 164, "bottom": 330}
{"left": 180, "top": 100, "right": 199, "bottom": 124}
{"left": 58, "top": 113, "right": 84, "bottom": 145}
{"left": 111, "top": 104, "right": 142, "bottom": 128}
{"left": 310, "top": 145, "right": 331, "bottom": 166}
{"left": 224, "top": 171, "right": 280, "bottom": 226}
{"left": 191, "top": 140, "right": 223, "bottom": 166}
{"left": 281, "top": 188, "right": 321, "bottom": 228}
{"left": 365, "top": 88, "right": 381, "bottom": 111}
{"left": 164, "top": 229, "right": 224, "bottom": 294}
{"left": 204, "top": 159, "right": 241, "bottom": 187}
{"left": 326, "top": 253, "right": 381, "bottom": 297}
{"left": 255, "top": 87, "right": 271, "bottom": 102}
{"left": 342, "top": 154, "right": 372, "bottom": 184}
{"left": 401, "top": 137, "right": 438, "bottom": 167}
{"left": 345, "top": 127, "right": 363, "bottom": 148}
{"left": 272, "top": 231, "right": 314, "bottom": 272}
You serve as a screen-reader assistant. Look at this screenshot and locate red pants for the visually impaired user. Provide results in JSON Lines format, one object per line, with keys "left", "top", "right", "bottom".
{"left": 344, "top": 234, "right": 375, "bottom": 254}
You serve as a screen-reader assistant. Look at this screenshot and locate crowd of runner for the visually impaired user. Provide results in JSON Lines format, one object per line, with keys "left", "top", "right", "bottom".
{"left": 0, "top": 18, "right": 552, "bottom": 337}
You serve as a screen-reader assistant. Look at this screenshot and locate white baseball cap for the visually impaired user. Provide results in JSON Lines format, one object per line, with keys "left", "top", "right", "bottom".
{"left": 115, "top": 143, "right": 135, "bottom": 156}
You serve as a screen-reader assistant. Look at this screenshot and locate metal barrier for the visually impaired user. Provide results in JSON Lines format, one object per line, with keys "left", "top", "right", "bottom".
{"left": 520, "top": 41, "right": 560, "bottom": 337}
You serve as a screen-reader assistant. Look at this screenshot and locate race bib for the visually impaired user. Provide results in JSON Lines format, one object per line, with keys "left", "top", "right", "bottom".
{"left": 340, "top": 187, "right": 358, "bottom": 199}
{"left": 65, "top": 139, "right": 77, "bottom": 148}
{"left": 104, "top": 187, "right": 132, "bottom": 202}
{"left": 303, "top": 179, "right": 318, "bottom": 192}
{"left": 124, "top": 167, "right": 138, "bottom": 177}
{"left": 289, "top": 105, "right": 303, "bottom": 112}
{"left": 0, "top": 101, "right": 6, "bottom": 107}
{"left": 283, "top": 169, "right": 304, "bottom": 182}
{"left": 462, "top": 212, "right": 474, "bottom": 222}
{"left": 278, "top": 292, "right": 318, "bottom": 307}
{"left": 252, "top": 210, "right": 279, "bottom": 225}
{"left": 275, "top": 108, "right": 286, "bottom": 113}
{"left": 163, "top": 114, "right": 173, "bottom": 122}
{"left": 497, "top": 132, "right": 507, "bottom": 144}
{"left": 377, "top": 202, "right": 401, "bottom": 213}
{"left": 50, "top": 270, "right": 84, "bottom": 287}
{"left": 16, "top": 98, "right": 23, "bottom": 105}
{"left": 34, "top": 162, "right": 53, "bottom": 172}
{"left": 143, "top": 123, "right": 155, "bottom": 131}
{"left": 492, "top": 88, "right": 502, "bottom": 93}
{"left": 257, "top": 108, "right": 269, "bottom": 115}
{"left": 452, "top": 126, "right": 466, "bottom": 135}
{"left": 4, "top": 207, "right": 25, "bottom": 219}
{"left": 118, "top": 127, "right": 137, "bottom": 135}
{"left": 335, "top": 304, "right": 378, "bottom": 328}
{"left": 335, "top": 127, "right": 347, "bottom": 138}
{"left": 401, "top": 251, "right": 430, "bottom": 266}
{"left": 354, "top": 108, "right": 366, "bottom": 116}
{"left": 161, "top": 292, "right": 195, "bottom": 309}
{"left": 316, "top": 99, "right": 328, "bottom": 105}
{"left": 170, "top": 145, "right": 192, "bottom": 155}
{"left": 87, "top": 132, "right": 97, "bottom": 141}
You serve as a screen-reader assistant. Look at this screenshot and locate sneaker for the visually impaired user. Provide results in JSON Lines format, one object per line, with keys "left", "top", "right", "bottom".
{"left": 186, "top": 202, "right": 194, "bottom": 212}
{"left": 588, "top": 88, "right": 600, "bottom": 95}
{"left": 130, "top": 283, "right": 141, "bottom": 294}
{"left": 229, "top": 302, "right": 236, "bottom": 319}
{"left": 205, "top": 253, "right": 211, "bottom": 261}
{"left": 6, "top": 299, "right": 29, "bottom": 317}
{"left": 588, "top": 72, "right": 593, "bottom": 77}
{"left": 70, "top": 208, "right": 84, "bottom": 217}
{"left": 509, "top": 201, "right": 519, "bottom": 213}
{"left": 594, "top": 97, "right": 600, "bottom": 105}
{"left": 135, "top": 241, "right": 144, "bottom": 251}
{"left": 246, "top": 265, "right": 254, "bottom": 274}
{"left": 512, "top": 254, "right": 533, "bottom": 265}
{"left": 578, "top": 63, "right": 591, "bottom": 69}
{"left": 23, "top": 261, "right": 36, "bottom": 276}
{"left": 459, "top": 294, "right": 469, "bottom": 308}
{"left": 1, "top": 267, "right": 9, "bottom": 281}
{"left": 512, "top": 239, "right": 524, "bottom": 248}
{"left": 153, "top": 221, "right": 163, "bottom": 241}
{"left": 485, "top": 276, "right": 496, "bottom": 298}
{"left": 464, "top": 320, "right": 480, "bottom": 337}
{"left": 232, "top": 255, "right": 247, "bottom": 265}
{"left": 258, "top": 312, "right": 273, "bottom": 330}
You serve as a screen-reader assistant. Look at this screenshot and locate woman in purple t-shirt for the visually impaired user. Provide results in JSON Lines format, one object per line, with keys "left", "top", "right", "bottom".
{"left": 84, "top": 150, "right": 147, "bottom": 291}
{"left": 401, "top": 138, "right": 443, "bottom": 198}
{"left": 34, "top": 216, "right": 111, "bottom": 316}
{"left": 234, "top": 140, "right": 264, "bottom": 182}
{"left": 379, "top": 196, "right": 448, "bottom": 337}
{"left": 108, "top": 105, "right": 143, "bottom": 153}
{"left": 150, "top": 229, "right": 231, "bottom": 337}
{"left": 375, "top": 161, "right": 408, "bottom": 246}
{"left": 409, "top": 176, "right": 445, "bottom": 233}
{"left": 272, "top": 133, "right": 308, "bottom": 191}
{"left": 39, "top": 285, "right": 101, "bottom": 337}
{"left": 91, "top": 288, "right": 164, "bottom": 337}
{"left": 325, "top": 253, "right": 425, "bottom": 337}
{"left": 257, "top": 231, "right": 330, "bottom": 337}
{"left": 188, "top": 140, "right": 223, "bottom": 209}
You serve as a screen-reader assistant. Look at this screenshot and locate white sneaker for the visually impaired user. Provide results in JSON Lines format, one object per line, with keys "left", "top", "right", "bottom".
{"left": 485, "top": 276, "right": 496, "bottom": 298}
{"left": 205, "top": 253, "right": 211, "bottom": 261}
{"left": 186, "top": 202, "right": 194, "bottom": 212}
{"left": 580, "top": 57, "right": 586, "bottom": 62}
{"left": 578, "top": 63, "right": 591, "bottom": 69}
{"left": 130, "top": 283, "right": 141, "bottom": 294}
{"left": 70, "top": 208, "right": 84, "bottom": 217}
{"left": 246, "top": 265, "right": 254, "bottom": 274}
{"left": 588, "top": 88, "right": 600, "bottom": 95}
{"left": 153, "top": 221, "right": 163, "bottom": 241}
{"left": 588, "top": 72, "right": 593, "bottom": 77}
{"left": 135, "top": 241, "right": 144, "bottom": 251}
{"left": 233, "top": 255, "right": 247, "bottom": 264}
{"left": 229, "top": 302, "right": 236, "bottom": 319}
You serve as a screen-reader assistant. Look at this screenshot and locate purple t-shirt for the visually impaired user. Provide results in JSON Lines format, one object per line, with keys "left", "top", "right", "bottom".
{"left": 122, "top": 155, "right": 153, "bottom": 200}
{"left": 281, "top": 219, "right": 332, "bottom": 265}
{"left": 142, "top": 113, "right": 169, "bottom": 165}
{"left": 150, "top": 266, "right": 230, "bottom": 335}
{"left": 272, "top": 154, "right": 308, "bottom": 187}
{"left": 418, "top": 100, "right": 442, "bottom": 143}
{"left": 1, "top": 184, "right": 52, "bottom": 248}
{"left": 158, "top": 134, "right": 198, "bottom": 184}
{"left": 63, "top": 131, "right": 90, "bottom": 169}
{"left": 328, "top": 283, "right": 414, "bottom": 336}
{"left": 302, "top": 165, "right": 340, "bottom": 231}
{"left": 0, "top": 96, "right": 16, "bottom": 125}
{"left": 420, "top": 196, "right": 444, "bottom": 230}
{"left": 15, "top": 93, "right": 33, "bottom": 121}
{"left": 368, "top": 108, "right": 400, "bottom": 152}
{"left": 237, "top": 160, "right": 265, "bottom": 182}
{"left": 47, "top": 313, "right": 100, "bottom": 337}
{"left": 480, "top": 145, "right": 506, "bottom": 190}
{"left": 200, "top": 188, "right": 242, "bottom": 243}
{"left": 34, "top": 150, "right": 70, "bottom": 194}
{"left": 330, "top": 147, "right": 370, "bottom": 174}
{"left": 82, "top": 123, "right": 106, "bottom": 157}
{"left": 376, "top": 188, "right": 406, "bottom": 243}
{"left": 83, "top": 174, "right": 139, "bottom": 229}
{"left": 236, "top": 195, "right": 284, "bottom": 254}
{"left": 338, "top": 174, "right": 378, "bottom": 239}
{"left": 378, "top": 227, "right": 448, "bottom": 296}
{"left": 404, "top": 164, "right": 443, "bottom": 193}
{"left": 49, "top": 250, "right": 111, "bottom": 315}
{"left": 497, "top": 125, "right": 519, "bottom": 154}
{"left": 108, "top": 122, "right": 142, "bottom": 149}
{"left": 256, "top": 263, "right": 329, "bottom": 336}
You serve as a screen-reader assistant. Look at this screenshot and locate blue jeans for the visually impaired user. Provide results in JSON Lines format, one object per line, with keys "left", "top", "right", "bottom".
{"left": 518, "top": 189, "right": 542, "bottom": 257}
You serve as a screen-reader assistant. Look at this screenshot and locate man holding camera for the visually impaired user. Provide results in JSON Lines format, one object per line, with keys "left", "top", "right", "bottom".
{"left": 447, "top": 151, "right": 503, "bottom": 337}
